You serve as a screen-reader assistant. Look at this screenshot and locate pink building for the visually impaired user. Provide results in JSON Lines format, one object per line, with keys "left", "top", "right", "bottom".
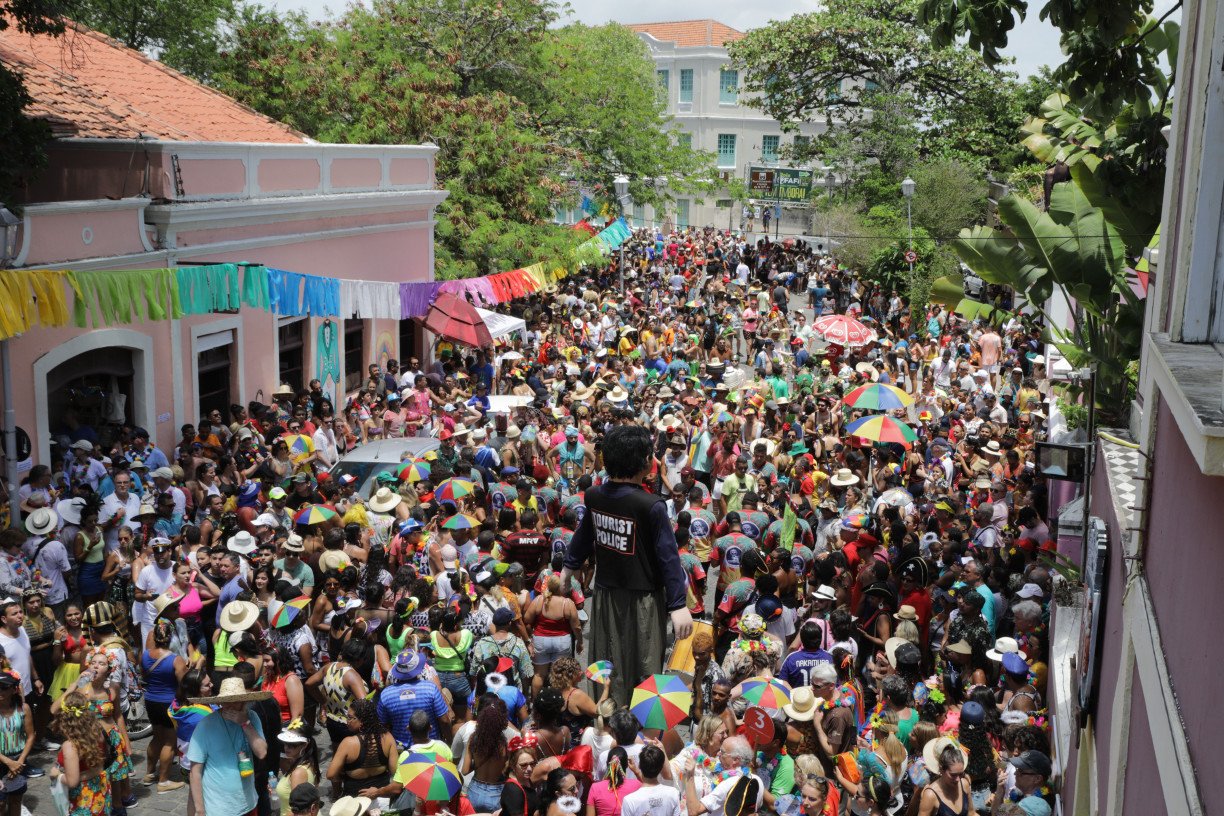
{"left": 0, "top": 24, "right": 445, "bottom": 466}
{"left": 1049, "top": 0, "right": 1221, "bottom": 812}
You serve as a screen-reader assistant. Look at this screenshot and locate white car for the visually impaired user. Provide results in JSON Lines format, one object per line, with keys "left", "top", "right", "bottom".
{"left": 330, "top": 437, "right": 440, "bottom": 498}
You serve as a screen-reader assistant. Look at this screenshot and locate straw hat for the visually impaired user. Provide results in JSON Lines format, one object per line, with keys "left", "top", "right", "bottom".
{"left": 272, "top": 383, "right": 295, "bottom": 399}
{"left": 131, "top": 502, "right": 158, "bottom": 522}
{"left": 369, "top": 487, "right": 402, "bottom": 513}
{"left": 329, "top": 796, "right": 373, "bottom": 816}
{"left": 191, "top": 676, "right": 272, "bottom": 705}
{"left": 656, "top": 415, "right": 683, "bottom": 433}
{"left": 829, "top": 468, "right": 860, "bottom": 487}
{"left": 506, "top": 424, "right": 522, "bottom": 440}
{"left": 219, "top": 601, "right": 260, "bottom": 633}
{"left": 923, "top": 736, "right": 969, "bottom": 774}
{"left": 24, "top": 508, "right": 58, "bottom": 536}
{"left": 750, "top": 438, "right": 776, "bottom": 456}
{"left": 152, "top": 590, "right": 184, "bottom": 620}
{"left": 607, "top": 386, "right": 630, "bottom": 403}
{"left": 227, "top": 531, "right": 257, "bottom": 555}
{"left": 986, "top": 636, "right": 1027, "bottom": 662}
{"left": 894, "top": 605, "right": 919, "bottom": 622}
{"left": 782, "top": 686, "right": 818, "bottom": 722}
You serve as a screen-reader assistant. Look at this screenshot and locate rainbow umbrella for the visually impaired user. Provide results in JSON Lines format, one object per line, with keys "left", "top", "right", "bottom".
{"left": 630, "top": 673, "right": 692, "bottom": 730}
{"left": 396, "top": 459, "right": 432, "bottom": 483}
{"left": 843, "top": 383, "right": 914, "bottom": 411}
{"left": 269, "top": 603, "right": 303, "bottom": 629}
{"left": 441, "top": 513, "right": 481, "bottom": 531}
{"left": 739, "top": 676, "right": 792, "bottom": 710}
{"left": 842, "top": 510, "right": 870, "bottom": 529}
{"left": 846, "top": 414, "right": 919, "bottom": 447}
{"left": 585, "top": 660, "right": 613, "bottom": 685}
{"left": 284, "top": 595, "right": 312, "bottom": 611}
{"left": 713, "top": 410, "right": 735, "bottom": 424}
{"left": 395, "top": 753, "right": 463, "bottom": 801}
{"left": 282, "top": 433, "right": 314, "bottom": 457}
{"left": 435, "top": 478, "right": 476, "bottom": 504}
{"left": 293, "top": 505, "right": 337, "bottom": 526}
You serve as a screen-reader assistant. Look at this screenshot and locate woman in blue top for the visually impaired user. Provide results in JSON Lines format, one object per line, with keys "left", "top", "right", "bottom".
{"left": 141, "top": 621, "right": 189, "bottom": 793}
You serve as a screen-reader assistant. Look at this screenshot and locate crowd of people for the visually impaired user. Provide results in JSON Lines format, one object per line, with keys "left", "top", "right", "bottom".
{"left": 4, "top": 225, "right": 1060, "bottom": 816}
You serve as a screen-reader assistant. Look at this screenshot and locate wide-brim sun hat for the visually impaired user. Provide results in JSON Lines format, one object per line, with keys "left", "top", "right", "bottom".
{"left": 220, "top": 600, "right": 260, "bottom": 633}
{"left": 369, "top": 487, "right": 402, "bottom": 513}
{"left": 923, "top": 736, "right": 969, "bottom": 774}
{"left": 329, "top": 796, "right": 373, "bottom": 816}
{"left": 782, "top": 685, "right": 818, "bottom": 722}
{"left": 830, "top": 468, "right": 859, "bottom": 487}
{"left": 987, "top": 636, "right": 1027, "bottom": 662}
{"left": 24, "top": 508, "right": 58, "bottom": 536}
{"left": 191, "top": 676, "right": 272, "bottom": 705}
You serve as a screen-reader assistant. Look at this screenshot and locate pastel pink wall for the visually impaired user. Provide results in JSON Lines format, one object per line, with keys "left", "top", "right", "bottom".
{"left": 1120, "top": 664, "right": 1164, "bottom": 816}
{"left": 258, "top": 159, "right": 321, "bottom": 193}
{"left": 217, "top": 227, "right": 432, "bottom": 283}
{"left": 22, "top": 210, "right": 149, "bottom": 265}
{"left": 331, "top": 158, "right": 382, "bottom": 188}
{"left": 174, "top": 210, "right": 430, "bottom": 248}
{"left": 176, "top": 159, "right": 248, "bottom": 197}
{"left": 389, "top": 158, "right": 430, "bottom": 186}
{"left": 1140, "top": 396, "right": 1224, "bottom": 816}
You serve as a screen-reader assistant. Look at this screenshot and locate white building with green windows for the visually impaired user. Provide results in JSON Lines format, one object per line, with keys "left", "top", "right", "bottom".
{"left": 626, "top": 19, "right": 829, "bottom": 236}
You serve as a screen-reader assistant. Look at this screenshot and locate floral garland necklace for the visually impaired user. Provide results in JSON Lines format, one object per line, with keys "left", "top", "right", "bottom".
{"left": 686, "top": 746, "right": 743, "bottom": 786}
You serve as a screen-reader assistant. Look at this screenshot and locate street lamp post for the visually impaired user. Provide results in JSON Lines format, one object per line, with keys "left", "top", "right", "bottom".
{"left": 0, "top": 204, "right": 21, "bottom": 530}
{"left": 613, "top": 175, "right": 630, "bottom": 296}
{"left": 901, "top": 176, "right": 915, "bottom": 278}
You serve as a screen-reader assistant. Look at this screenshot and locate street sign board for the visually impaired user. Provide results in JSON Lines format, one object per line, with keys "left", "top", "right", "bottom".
{"left": 749, "top": 169, "right": 775, "bottom": 193}
{"left": 904, "top": 250, "right": 918, "bottom": 263}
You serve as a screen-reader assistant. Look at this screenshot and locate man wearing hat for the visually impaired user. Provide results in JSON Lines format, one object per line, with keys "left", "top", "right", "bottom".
{"left": 186, "top": 676, "right": 271, "bottom": 816}
{"left": 22, "top": 508, "right": 71, "bottom": 616}
{"left": 135, "top": 537, "right": 177, "bottom": 647}
{"left": 563, "top": 424, "right": 691, "bottom": 704}
{"left": 67, "top": 440, "right": 107, "bottom": 491}
{"left": 274, "top": 534, "right": 313, "bottom": 589}
{"left": 376, "top": 650, "right": 452, "bottom": 746}
{"left": 1001, "top": 750, "right": 1054, "bottom": 815}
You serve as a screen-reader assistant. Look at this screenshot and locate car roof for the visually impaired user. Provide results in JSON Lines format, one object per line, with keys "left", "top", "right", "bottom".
{"left": 336, "top": 437, "right": 439, "bottom": 463}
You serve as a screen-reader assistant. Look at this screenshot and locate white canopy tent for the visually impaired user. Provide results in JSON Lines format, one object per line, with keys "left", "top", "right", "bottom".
{"left": 476, "top": 307, "right": 526, "bottom": 341}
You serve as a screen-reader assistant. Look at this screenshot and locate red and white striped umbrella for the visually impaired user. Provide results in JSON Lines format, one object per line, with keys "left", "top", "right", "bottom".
{"left": 812, "top": 314, "right": 876, "bottom": 346}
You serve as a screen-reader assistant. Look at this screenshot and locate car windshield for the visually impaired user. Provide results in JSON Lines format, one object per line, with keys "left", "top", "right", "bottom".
{"left": 329, "top": 460, "right": 397, "bottom": 498}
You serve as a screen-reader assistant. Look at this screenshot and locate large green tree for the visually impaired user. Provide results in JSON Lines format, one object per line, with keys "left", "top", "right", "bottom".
{"left": 210, "top": 1, "right": 713, "bottom": 278}
{"left": 727, "top": 0, "right": 1027, "bottom": 179}
{"left": 68, "top": 0, "right": 237, "bottom": 80}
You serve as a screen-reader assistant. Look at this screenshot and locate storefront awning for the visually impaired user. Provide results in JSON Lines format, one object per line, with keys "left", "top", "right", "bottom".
{"left": 476, "top": 308, "right": 526, "bottom": 341}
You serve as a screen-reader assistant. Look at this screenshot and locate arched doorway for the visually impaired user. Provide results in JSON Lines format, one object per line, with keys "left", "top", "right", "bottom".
{"left": 33, "top": 329, "right": 156, "bottom": 466}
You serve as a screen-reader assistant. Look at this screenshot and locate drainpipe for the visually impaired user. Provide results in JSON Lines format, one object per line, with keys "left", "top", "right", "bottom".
{"left": 2, "top": 337, "right": 17, "bottom": 529}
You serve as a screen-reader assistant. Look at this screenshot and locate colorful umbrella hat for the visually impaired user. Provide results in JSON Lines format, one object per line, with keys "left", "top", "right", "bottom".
{"left": 293, "top": 504, "right": 338, "bottom": 526}
{"left": 630, "top": 673, "right": 692, "bottom": 730}
{"left": 396, "top": 753, "right": 463, "bottom": 801}
{"left": 812, "top": 315, "right": 876, "bottom": 347}
{"left": 396, "top": 459, "right": 432, "bottom": 483}
{"left": 846, "top": 414, "right": 919, "bottom": 446}
{"left": 713, "top": 410, "right": 735, "bottom": 424}
{"left": 269, "top": 603, "right": 303, "bottom": 629}
{"left": 739, "top": 676, "right": 792, "bottom": 710}
{"left": 841, "top": 510, "right": 870, "bottom": 529}
{"left": 441, "top": 513, "right": 481, "bottom": 531}
{"left": 435, "top": 478, "right": 476, "bottom": 504}
{"left": 843, "top": 383, "right": 914, "bottom": 411}
{"left": 585, "top": 660, "right": 613, "bottom": 685}
{"left": 282, "top": 433, "right": 314, "bottom": 457}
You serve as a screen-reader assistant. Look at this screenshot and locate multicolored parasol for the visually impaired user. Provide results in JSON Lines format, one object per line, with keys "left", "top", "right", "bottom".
{"left": 845, "top": 414, "right": 919, "bottom": 446}
{"left": 841, "top": 510, "right": 870, "bottom": 529}
{"left": 585, "top": 660, "right": 613, "bottom": 685}
{"left": 269, "top": 603, "right": 303, "bottom": 629}
{"left": 739, "top": 676, "right": 793, "bottom": 709}
{"left": 293, "top": 505, "right": 337, "bottom": 526}
{"left": 434, "top": 478, "right": 476, "bottom": 504}
{"left": 630, "top": 673, "right": 692, "bottom": 730}
{"left": 713, "top": 410, "right": 735, "bottom": 424}
{"left": 441, "top": 513, "right": 481, "bottom": 530}
{"left": 395, "top": 753, "right": 463, "bottom": 801}
{"left": 396, "top": 459, "right": 432, "bottom": 483}
{"left": 812, "top": 315, "right": 876, "bottom": 347}
{"left": 284, "top": 595, "right": 312, "bottom": 611}
{"left": 843, "top": 383, "right": 914, "bottom": 411}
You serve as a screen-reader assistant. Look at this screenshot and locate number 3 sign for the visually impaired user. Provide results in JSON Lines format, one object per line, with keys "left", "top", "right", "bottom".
{"left": 744, "top": 705, "right": 774, "bottom": 747}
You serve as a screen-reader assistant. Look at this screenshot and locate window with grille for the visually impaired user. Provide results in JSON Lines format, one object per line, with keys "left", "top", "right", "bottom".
{"left": 717, "top": 134, "right": 736, "bottom": 168}
{"left": 719, "top": 68, "right": 738, "bottom": 104}
{"left": 343, "top": 319, "right": 365, "bottom": 393}
{"left": 679, "top": 69, "right": 694, "bottom": 103}
{"left": 762, "top": 135, "right": 780, "bottom": 162}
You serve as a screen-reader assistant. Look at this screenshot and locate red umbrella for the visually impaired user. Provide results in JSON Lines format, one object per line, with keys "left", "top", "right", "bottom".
{"left": 812, "top": 314, "right": 876, "bottom": 347}
{"left": 423, "top": 292, "right": 493, "bottom": 348}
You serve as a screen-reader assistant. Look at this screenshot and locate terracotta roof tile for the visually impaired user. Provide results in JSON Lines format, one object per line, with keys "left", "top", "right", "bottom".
{"left": 0, "top": 22, "right": 306, "bottom": 142}
{"left": 625, "top": 20, "right": 745, "bottom": 48}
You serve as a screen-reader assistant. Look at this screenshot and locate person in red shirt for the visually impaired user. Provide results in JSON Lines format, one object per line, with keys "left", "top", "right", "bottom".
{"left": 897, "top": 556, "right": 933, "bottom": 647}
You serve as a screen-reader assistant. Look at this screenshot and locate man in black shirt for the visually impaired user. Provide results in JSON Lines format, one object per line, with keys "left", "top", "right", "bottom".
{"left": 563, "top": 425, "right": 692, "bottom": 704}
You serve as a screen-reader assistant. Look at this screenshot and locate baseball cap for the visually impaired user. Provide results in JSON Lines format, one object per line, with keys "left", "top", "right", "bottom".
{"left": 1016, "top": 583, "right": 1044, "bottom": 599}
{"left": 1009, "top": 750, "right": 1052, "bottom": 778}
{"left": 492, "top": 607, "right": 515, "bottom": 626}
{"left": 289, "top": 783, "right": 321, "bottom": 812}
{"left": 269, "top": 487, "right": 287, "bottom": 500}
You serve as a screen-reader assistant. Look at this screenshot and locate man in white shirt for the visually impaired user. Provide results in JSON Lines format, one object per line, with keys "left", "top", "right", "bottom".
{"left": 931, "top": 348, "right": 956, "bottom": 391}
{"left": 621, "top": 744, "right": 681, "bottom": 816}
{"left": 735, "top": 260, "right": 750, "bottom": 289}
{"left": 0, "top": 599, "right": 35, "bottom": 697}
{"left": 682, "top": 736, "right": 764, "bottom": 816}
{"left": 311, "top": 418, "right": 340, "bottom": 470}
{"left": 22, "top": 508, "right": 71, "bottom": 616}
{"left": 133, "top": 539, "right": 176, "bottom": 647}
{"left": 149, "top": 467, "right": 187, "bottom": 516}
{"left": 100, "top": 471, "right": 142, "bottom": 550}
